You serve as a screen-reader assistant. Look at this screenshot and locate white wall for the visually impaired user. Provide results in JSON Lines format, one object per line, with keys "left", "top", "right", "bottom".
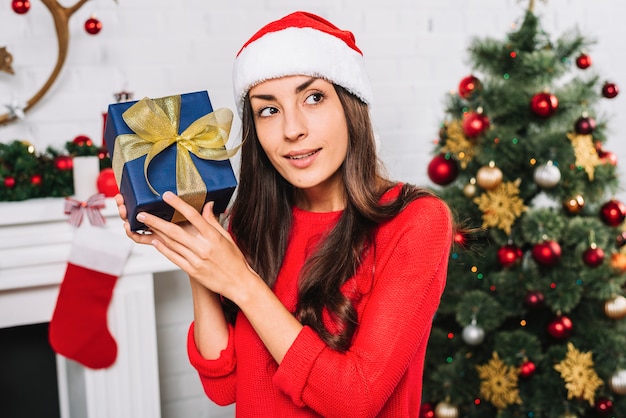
{"left": 3, "top": 1, "right": 626, "bottom": 417}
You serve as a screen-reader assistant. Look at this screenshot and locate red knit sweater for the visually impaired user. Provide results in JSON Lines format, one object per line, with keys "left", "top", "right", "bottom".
{"left": 187, "top": 186, "right": 452, "bottom": 417}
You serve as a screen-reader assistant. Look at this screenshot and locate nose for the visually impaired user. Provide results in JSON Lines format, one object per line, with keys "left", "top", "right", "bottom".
{"left": 282, "top": 105, "right": 307, "bottom": 142}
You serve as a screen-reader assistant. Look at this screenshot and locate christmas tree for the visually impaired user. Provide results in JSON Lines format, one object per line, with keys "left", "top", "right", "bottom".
{"left": 422, "top": 3, "right": 626, "bottom": 418}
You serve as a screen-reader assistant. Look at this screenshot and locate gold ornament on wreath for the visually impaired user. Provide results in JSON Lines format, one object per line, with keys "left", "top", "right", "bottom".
{"left": 604, "top": 294, "right": 626, "bottom": 320}
{"left": 476, "top": 161, "right": 503, "bottom": 190}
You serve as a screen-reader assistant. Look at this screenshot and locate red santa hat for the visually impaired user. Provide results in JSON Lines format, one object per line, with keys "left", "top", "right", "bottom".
{"left": 233, "top": 11, "right": 373, "bottom": 116}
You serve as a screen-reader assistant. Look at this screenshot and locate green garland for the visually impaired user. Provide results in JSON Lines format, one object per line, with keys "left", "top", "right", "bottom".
{"left": 0, "top": 138, "right": 112, "bottom": 201}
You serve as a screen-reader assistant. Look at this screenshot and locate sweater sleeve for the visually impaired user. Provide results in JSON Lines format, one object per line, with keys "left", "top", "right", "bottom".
{"left": 273, "top": 196, "right": 452, "bottom": 418}
{"left": 186, "top": 321, "right": 237, "bottom": 406}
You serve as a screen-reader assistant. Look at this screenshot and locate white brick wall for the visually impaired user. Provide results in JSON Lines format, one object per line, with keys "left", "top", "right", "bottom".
{"left": 2, "top": 1, "right": 626, "bottom": 416}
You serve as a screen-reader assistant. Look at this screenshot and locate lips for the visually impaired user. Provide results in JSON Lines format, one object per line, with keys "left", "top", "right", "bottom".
{"left": 285, "top": 149, "right": 320, "bottom": 160}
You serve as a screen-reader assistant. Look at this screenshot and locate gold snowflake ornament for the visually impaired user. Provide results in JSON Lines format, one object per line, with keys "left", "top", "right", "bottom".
{"left": 473, "top": 179, "right": 527, "bottom": 235}
{"left": 441, "top": 120, "right": 476, "bottom": 169}
{"left": 566, "top": 132, "right": 601, "bottom": 181}
{"left": 554, "top": 342, "right": 603, "bottom": 406}
{"left": 476, "top": 352, "right": 522, "bottom": 410}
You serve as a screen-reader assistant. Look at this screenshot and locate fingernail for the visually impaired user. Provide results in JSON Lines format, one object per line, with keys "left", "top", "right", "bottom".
{"left": 136, "top": 213, "right": 146, "bottom": 222}
{"left": 163, "top": 191, "right": 173, "bottom": 199}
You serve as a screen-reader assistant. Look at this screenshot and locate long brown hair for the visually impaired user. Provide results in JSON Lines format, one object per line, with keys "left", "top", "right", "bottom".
{"left": 229, "top": 85, "right": 437, "bottom": 350}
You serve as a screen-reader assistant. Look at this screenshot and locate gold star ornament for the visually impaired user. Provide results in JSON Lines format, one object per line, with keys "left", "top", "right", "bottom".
{"left": 473, "top": 179, "right": 527, "bottom": 235}
{"left": 566, "top": 132, "right": 601, "bottom": 181}
{"left": 476, "top": 352, "right": 522, "bottom": 411}
{"left": 441, "top": 120, "right": 476, "bottom": 169}
{"left": 554, "top": 342, "right": 603, "bottom": 406}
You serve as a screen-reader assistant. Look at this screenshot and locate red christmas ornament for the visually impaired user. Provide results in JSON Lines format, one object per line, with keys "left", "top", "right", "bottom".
{"left": 54, "top": 155, "right": 74, "bottom": 171}
{"left": 575, "top": 53, "right": 592, "bottom": 69}
{"left": 547, "top": 315, "right": 573, "bottom": 339}
{"left": 519, "top": 360, "right": 536, "bottom": 378}
{"left": 419, "top": 402, "right": 435, "bottom": 418}
{"left": 530, "top": 92, "right": 558, "bottom": 117}
{"left": 583, "top": 245, "right": 605, "bottom": 267}
{"left": 427, "top": 154, "right": 459, "bottom": 186}
{"left": 462, "top": 112, "right": 490, "bottom": 137}
{"left": 12, "top": 0, "right": 30, "bottom": 14}
{"left": 524, "top": 290, "right": 545, "bottom": 310}
{"left": 85, "top": 16, "right": 102, "bottom": 35}
{"left": 597, "top": 145, "right": 618, "bottom": 166}
{"left": 73, "top": 135, "right": 93, "bottom": 147}
{"left": 97, "top": 147, "right": 108, "bottom": 160}
{"left": 3, "top": 176, "right": 16, "bottom": 188}
{"left": 595, "top": 397, "right": 614, "bottom": 417}
{"left": 532, "top": 240, "right": 561, "bottom": 267}
{"left": 30, "top": 174, "right": 42, "bottom": 186}
{"left": 574, "top": 116, "right": 596, "bottom": 135}
{"left": 458, "top": 75, "right": 481, "bottom": 99}
{"left": 602, "top": 82, "right": 619, "bottom": 99}
{"left": 96, "top": 168, "right": 119, "bottom": 197}
{"left": 600, "top": 199, "right": 626, "bottom": 227}
{"left": 617, "top": 231, "right": 626, "bottom": 248}
{"left": 497, "top": 244, "right": 523, "bottom": 267}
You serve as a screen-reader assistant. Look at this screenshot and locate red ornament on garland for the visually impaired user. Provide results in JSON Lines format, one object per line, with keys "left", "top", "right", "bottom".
{"left": 3, "top": 176, "right": 16, "bottom": 188}
{"left": 73, "top": 135, "right": 93, "bottom": 147}
{"left": 458, "top": 75, "right": 481, "bottom": 99}
{"left": 524, "top": 290, "right": 545, "bottom": 310}
{"left": 85, "top": 16, "right": 102, "bottom": 35}
{"left": 30, "top": 173, "right": 42, "bottom": 186}
{"left": 575, "top": 53, "right": 592, "bottom": 69}
{"left": 600, "top": 199, "right": 626, "bottom": 227}
{"left": 427, "top": 154, "right": 459, "bottom": 186}
{"left": 519, "top": 360, "right": 536, "bottom": 378}
{"left": 497, "top": 243, "right": 523, "bottom": 267}
{"left": 54, "top": 155, "right": 74, "bottom": 171}
{"left": 574, "top": 116, "right": 596, "bottom": 135}
{"left": 547, "top": 315, "right": 573, "bottom": 339}
{"left": 602, "top": 82, "right": 619, "bottom": 99}
{"left": 96, "top": 168, "right": 119, "bottom": 197}
{"left": 583, "top": 245, "right": 605, "bottom": 267}
{"left": 530, "top": 92, "right": 559, "bottom": 117}
{"left": 462, "top": 111, "right": 490, "bottom": 137}
{"left": 12, "top": 0, "right": 30, "bottom": 14}
{"left": 532, "top": 240, "right": 561, "bottom": 267}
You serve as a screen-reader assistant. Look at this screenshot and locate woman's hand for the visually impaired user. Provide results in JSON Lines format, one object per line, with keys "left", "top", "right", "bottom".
{"left": 128, "top": 191, "right": 259, "bottom": 301}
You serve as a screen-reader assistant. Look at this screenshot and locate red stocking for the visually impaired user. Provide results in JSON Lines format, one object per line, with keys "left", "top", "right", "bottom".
{"left": 49, "top": 225, "right": 132, "bottom": 369}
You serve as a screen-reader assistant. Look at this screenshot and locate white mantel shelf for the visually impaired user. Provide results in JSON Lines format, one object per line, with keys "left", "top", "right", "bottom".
{"left": 0, "top": 197, "right": 180, "bottom": 418}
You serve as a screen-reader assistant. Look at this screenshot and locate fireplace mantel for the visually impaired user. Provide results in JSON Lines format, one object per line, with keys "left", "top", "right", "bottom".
{"left": 0, "top": 197, "right": 179, "bottom": 418}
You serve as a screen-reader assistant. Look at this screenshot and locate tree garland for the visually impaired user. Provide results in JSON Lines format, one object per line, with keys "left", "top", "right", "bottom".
{"left": 0, "top": 136, "right": 111, "bottom": 201}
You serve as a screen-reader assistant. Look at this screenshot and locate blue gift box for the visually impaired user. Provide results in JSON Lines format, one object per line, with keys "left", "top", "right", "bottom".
{"left": 104, "top": 91, "right": 238, "bottom": 232}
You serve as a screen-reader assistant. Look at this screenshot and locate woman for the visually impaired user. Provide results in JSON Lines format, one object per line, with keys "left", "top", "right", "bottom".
{"left": 116, "top": 11, "right": 453, "bottom": 417}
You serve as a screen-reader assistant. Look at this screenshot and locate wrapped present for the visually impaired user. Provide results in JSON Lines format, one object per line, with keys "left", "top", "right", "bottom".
{"left": 104, "top": 91, "right": 238, "bottom": 231}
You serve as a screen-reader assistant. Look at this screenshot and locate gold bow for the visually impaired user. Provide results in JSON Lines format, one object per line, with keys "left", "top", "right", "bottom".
{"left": 111, "top": 95, "right": 238, "bottom": 220}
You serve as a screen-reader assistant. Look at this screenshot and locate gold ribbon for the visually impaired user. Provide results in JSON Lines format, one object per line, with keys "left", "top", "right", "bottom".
{"left": 111, "top": 95, "right": 238, "bottom": 222}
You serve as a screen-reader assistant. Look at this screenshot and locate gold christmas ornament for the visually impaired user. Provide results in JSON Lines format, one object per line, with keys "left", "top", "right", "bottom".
{"left": 610, "top": 252, "right": 626, "bottom": 273}
{"left": 604, "top": 295, "right": 626, "bottom": 320}
{"left": 434, "top": 401, "right": 459, "bottom": 418}
{"left": 463, "top": 178, "right": 477, "bottom": 198}
{"left": 441, "top": 120, "right": 476, "bottom": 169}
{"left": 476, "top": 161, "right": 503, "bottom": 189}
{"left": 566, "top": 132, "right": 601, "bottom": 181}
{"left": 476, "top": 352, "right": 522, "bottom": 411}
{"left": 563, "top": 194, "right": 585, "bottom": 214}
{"left": 608, "top": 369, "right": 626, "bottom": 395}
{"left": 554, "top": 342, "right": 603, "bottom": 406}
{"left": 473, "top": 179, "right": 528, "bottom": 235}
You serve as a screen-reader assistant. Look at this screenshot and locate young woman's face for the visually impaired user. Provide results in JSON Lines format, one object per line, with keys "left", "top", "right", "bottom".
{"left": 249, "top": 76, "right": 349, "bottom": 202}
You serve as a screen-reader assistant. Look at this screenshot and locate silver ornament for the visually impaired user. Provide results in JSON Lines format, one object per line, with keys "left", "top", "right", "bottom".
{"left": 609, "top": 369, "right": 626, "bottom": 395}
{"left": 435, "top": 401, "right": 459, "bottom": 418}
{"left": 462, "top": 319, "right": 485, "bottom": 346}
{"left": 534, "top": 160, "right": 561, "bottom": 188}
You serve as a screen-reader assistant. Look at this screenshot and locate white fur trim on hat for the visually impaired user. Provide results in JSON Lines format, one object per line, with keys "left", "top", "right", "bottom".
{"left": 233, "top": 26, "right": 372, "bottom": 116}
